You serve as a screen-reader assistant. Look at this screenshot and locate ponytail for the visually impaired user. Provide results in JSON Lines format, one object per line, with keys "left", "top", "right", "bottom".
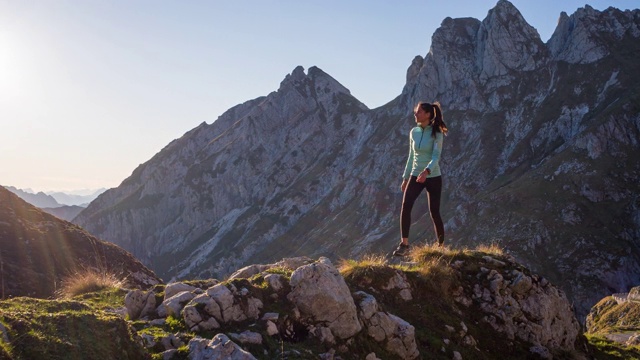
{"left": 430, "top": 102, "right": 448, "bottom": 138}
{"left": 418, "top": 101, "right": 448, "bottom": 138}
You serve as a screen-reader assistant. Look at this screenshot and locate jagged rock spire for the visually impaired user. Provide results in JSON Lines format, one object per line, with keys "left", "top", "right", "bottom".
{"left": 548, "top": 5, "right": 640, "bottom": 63}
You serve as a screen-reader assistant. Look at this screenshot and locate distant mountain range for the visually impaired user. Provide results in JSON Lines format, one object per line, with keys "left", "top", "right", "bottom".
{"left": 4, "top": 186, "right": 61, "bottom": 208}
{"left": 74, "top": 0, "right": 640, "bottom": 321}
{"left": 47, "top": 189, "right": 107, "bottom": 206}
{"left": 3, "top": 186, "right": 106, "bottom": 221}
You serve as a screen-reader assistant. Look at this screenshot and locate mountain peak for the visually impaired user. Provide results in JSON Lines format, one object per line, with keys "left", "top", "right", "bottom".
{"left": 493, "top": 0, "right": 520, "bottom": 15}
{"left": 548, "top": 5, "right": 640, "bottom": 63}
{"left": 477, "top": 0, "right": 545, "bottom": 78}
{"left": 279, "top": 65, "right": 352, "bottom": 98}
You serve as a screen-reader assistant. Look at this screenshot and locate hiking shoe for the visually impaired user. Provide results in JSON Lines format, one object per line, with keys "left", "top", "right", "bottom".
{"left": 392, "top": 243, "right": 411, "bottom": 257}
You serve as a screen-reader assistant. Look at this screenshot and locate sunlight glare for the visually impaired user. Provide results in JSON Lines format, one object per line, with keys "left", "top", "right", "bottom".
{"left": 0, "top": 31, "right": 33, "bottom": 101}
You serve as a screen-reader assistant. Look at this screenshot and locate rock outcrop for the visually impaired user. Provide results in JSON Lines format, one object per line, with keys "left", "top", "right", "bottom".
{"left": 188, "top": 334, "right": 257, "bottom": 360}
{"left": 124, "top": 253, "right": 581, "bottom": 359}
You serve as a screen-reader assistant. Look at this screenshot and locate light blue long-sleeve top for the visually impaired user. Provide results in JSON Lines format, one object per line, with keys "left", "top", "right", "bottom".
{"left": 402, "top": 125, "right": 444, "bottom": 180}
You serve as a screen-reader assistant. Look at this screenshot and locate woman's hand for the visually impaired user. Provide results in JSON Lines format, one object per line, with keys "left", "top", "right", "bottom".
{"left": 401, "top": 179, "right": 408, "bottom": 192}
{"left": 416, "top": 168, "right": 430, "bottom": 183}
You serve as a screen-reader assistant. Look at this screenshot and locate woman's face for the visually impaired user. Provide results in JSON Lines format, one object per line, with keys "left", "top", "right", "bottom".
{"left": 414, "top": 106, "right": 431, "bottom": 125}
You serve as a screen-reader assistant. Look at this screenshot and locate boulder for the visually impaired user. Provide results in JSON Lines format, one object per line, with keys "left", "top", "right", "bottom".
{"left": 164, "top": 282, "right": 198, "bottom": 300}
{"left": 382, "top": 271, "right": 413, "bottom": 301}
{"left": 178, "top": 283, "right": 263, "bottom": 328}
{"left": 157, "top": 291, "right": 195, "bottom": 318}
{"left": 188, "top": 334, "right": 257, "bottom": 360}
{"left": 228, "top": 264, "right": 270, "bottom": 280}
{"left": 124, "top": 289, "right": 156, "bottom": 320}
{"left": 229, "top": 330, "right": 263, "bottom": 345}
{"left": 264, "top": 274, "right": 285, "bottom": 292}
{"left": 355, "top": 291, "right": 419, "bottom": 360}
{"left": 287, "top": 257, "right": 361, "bottom": 339}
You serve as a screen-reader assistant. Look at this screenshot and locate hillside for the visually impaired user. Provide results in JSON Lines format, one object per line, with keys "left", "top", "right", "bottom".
{"left": 0, "top": 185, "right": 160, "bottom": 298}
{"left": 73, "top": 1, "right": 640, "bottom": 321}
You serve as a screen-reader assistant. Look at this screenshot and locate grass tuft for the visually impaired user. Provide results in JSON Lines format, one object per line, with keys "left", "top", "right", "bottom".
{"left": 264, "top": 266, "right": 294, "bottom": 278}
{"left": 338, "top": 254, "right": 388, "bottom": 279}
{"left": 475, "top": 242, "right": 505, "bottom": 256}
{"left": 56, "top": 268, "right": 126, "bottom": 299}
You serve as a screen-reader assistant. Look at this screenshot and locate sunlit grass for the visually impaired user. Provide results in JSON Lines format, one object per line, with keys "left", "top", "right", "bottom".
{"left": 338, "top": 243, "right": 509, "bottom": 297}
{"left": 585, "top": 333, "right": 640, "bottom": 359}
{"left": 410, "top": 242, "right": 504, "bottom": 264}
{"left": 56, "top": 268, "right": 126, "bottom": 299}
{"left": 264, "top": 266, "right": 294, "bottom": 278}
{"left": 475, "top": 242, "right": 504, "bottom": 256}
{"left": 338, "top": 254, "right": 388, "bottom": 278}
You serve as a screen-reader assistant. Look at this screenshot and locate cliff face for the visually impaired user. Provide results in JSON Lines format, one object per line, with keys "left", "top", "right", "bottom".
{"left": 0, "top": 186, "right": 160, "bottom": 298}
{"left": 74, "top": 1, "right": 640, "bottom": 320}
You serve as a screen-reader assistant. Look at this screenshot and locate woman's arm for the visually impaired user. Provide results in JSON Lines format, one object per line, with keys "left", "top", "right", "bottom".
{"left": 425, "top": 132, "right": 443, "bottom": 171}
{"left": 402, "top": 130, "right": 414, "bottom": 180}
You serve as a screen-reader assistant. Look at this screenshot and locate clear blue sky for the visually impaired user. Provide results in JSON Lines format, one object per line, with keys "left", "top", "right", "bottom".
{"left": 0, "top": 0, "right": 636, "bottom": 192}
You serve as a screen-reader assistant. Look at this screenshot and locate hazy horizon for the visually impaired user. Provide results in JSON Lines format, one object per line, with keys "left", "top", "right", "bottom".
{"left": 1, "top": 0, "right": 636, "bottom": 192}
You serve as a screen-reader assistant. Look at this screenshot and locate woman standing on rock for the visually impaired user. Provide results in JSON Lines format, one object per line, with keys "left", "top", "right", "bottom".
{"left": 393, "top": 101, "right": 448, "bottom": 256}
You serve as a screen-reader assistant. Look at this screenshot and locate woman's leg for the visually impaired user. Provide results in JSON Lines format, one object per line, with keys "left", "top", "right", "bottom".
{"left": 400, "top": 176, "right": 425, "bottom": 241}
{"left": 425, "top": 176, "right": 444, "bottom": 245}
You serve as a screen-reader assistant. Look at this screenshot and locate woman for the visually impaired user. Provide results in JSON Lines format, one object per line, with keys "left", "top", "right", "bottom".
{"left": 393, "top": 101, "right": 448, "bottom": 256}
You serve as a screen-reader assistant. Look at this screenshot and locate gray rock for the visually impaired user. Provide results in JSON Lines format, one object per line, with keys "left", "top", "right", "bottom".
{"left": 629, "top": 286, "right": 640, "bottom": 302}
{"left": 124, "top": 289, "right": 156, "bottom": 320}
{"left": 162, "top": 349, "right": 178, "bottom": 360}
{"left": 188, "top": 334, "right": 257, "bottom": 360}
{"left": 228, "top": 264, "right": 270, "bottom": 280}
{"left": 157, "top": 291, "right": 195, "bottom": 318}
{"left": 190, "top": 293, "right": 223, "bottom": 322}
{"left": 264, "top": 274, "right": 285, "bottom": 292}
{"left": 382, "top": 271, "right": 413, "bottom": 301}
{"left": 266, "top": 320, "right": 279, "bottom": 336}
{"left": 261, "top": 312, "right": 279, "bottom": 321}
{"left": 287, "top": 258, "right": 362, "bottom": 339}
{"left": 312, "top": 326, "right": 335, "bottom": 345}
{"left": 165, "top": 282, "right": 198, "bottom": 300}
{"left": 367, "top": 312, "right": 419, "bottom": 360}
{"left": 181, "top": 283, "right": 263, "bottom": 327}
{"left": 365, "top": 352, "right": 381, "bottom": 360}
{"left": 229, "top": 330, "right": 263, "bottom": 345}
{"left": 160, "top": 333, "right": 184, "bottom": 350}
{"left": 355, "top": 291, "right": 419, "bottom": 360}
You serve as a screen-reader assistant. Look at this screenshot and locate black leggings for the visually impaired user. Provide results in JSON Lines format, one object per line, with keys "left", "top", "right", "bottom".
{"left": 401, "top": 175, "right": 444, "bottom": 244}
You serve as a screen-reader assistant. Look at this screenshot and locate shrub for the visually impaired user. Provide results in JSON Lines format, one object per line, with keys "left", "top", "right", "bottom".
{"left": 56, "top": 268, "right": 125, "bottom": 298}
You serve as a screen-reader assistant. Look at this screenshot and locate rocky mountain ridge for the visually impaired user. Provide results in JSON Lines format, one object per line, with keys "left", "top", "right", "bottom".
{"left": 74, "top": 0, "right": 640, "bottom": 321}
{"left": 4, "top": 186, "right": 61, "bottom": 208}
